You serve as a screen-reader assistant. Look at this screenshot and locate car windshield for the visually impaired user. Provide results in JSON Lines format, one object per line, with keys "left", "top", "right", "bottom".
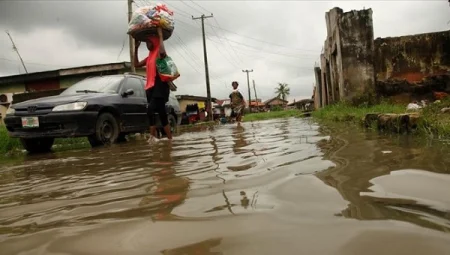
{"left": 61, "top": 76, "right": 123, "bottom": 95}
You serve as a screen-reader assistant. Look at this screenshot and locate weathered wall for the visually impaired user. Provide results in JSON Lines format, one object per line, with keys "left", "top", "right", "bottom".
{"left": 339, "top": 9, "right": 375, "bottom": 102}
{"left": 374, "top": 30, "right": 450, "bottom": 102}
{"left": 315, "top": 7, "right": 375, "bottom": 108}
{"left": 313, "top": 7, "right": 450, "bottom": 107}
{"left": 375, "top": 31, "right": 450, "bottom": 82}
{"left": 314, "top": 67, "right": 322, "bottom": 109}
{"left": 323, "top": 7, "right": 343, "bottom": 105}
{"left": 0, "top": 83, "right": 25, "bottom": 93}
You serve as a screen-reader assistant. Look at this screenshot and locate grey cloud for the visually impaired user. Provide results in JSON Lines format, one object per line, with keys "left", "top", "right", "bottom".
{"left": 1, "top": 1, "right": 449, "bottom": 101}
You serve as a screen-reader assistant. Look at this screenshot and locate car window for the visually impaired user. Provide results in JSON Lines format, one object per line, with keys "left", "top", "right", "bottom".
{"left": 122, "top": 77, "right": 145, "bottom": 98}
{"left": 61, "top": 76, "right": 123, "bottom": 95}
{"left": 168, "top": 93, "right": 178, "bottom": 106}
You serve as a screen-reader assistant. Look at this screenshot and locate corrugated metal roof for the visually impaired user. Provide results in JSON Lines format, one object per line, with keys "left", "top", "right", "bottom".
{"left": 0, "top": 62, "right": 131, "bottom": 85}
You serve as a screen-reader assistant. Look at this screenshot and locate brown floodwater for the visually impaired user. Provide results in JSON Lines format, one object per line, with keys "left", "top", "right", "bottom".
{"left": 1, "top": 118, "right": 450, "bottom": 255}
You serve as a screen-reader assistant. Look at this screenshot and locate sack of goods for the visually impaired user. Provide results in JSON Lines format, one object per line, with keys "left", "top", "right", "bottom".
{"left": 156, "top": 56, "right": 180, "bottom": 82}
{"left": 127, "top": 3, "right": 174, "bottom": 41}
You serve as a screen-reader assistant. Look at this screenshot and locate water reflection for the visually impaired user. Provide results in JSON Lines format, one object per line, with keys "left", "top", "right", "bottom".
{"left": 1, "top": 118, "right": 450, "bottom": 254}
{"left": 316, "top": 123, "right": 450, "bottom": 232}
{"left": 140, "top": 143, "right": 190, "bottom": 221}
{"left": 161, "top": 237, "right": 223, "bottom": 255}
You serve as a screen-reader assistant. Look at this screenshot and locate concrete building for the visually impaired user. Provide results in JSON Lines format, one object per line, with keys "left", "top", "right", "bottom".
{"left": 0, "top": 62, "right": 145, "bottom": 124}
{"left": 314, "top": 7, "right": 450, "bottom": 108}
{"left": 0, "top": 62, "right": 144, "bottom": 94}
{"left": 176, "top": 95, "right": 217, "bottom": 113}
{"left": 0, "top": 62, "right": 145, "bottom": 104}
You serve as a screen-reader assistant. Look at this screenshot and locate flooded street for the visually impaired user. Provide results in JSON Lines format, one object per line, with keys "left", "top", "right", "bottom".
{"left": 1, "top": 118, "right": 450, "bottom": 254}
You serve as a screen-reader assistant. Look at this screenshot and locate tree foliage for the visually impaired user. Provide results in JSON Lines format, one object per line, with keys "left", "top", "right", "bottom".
{"left": 275, "top": 83, "right": 290, "bottom": 101}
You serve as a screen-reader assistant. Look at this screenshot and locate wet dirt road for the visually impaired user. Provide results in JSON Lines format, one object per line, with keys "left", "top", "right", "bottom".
{"left": 1, "top": 118, "right": 450, "bottom": 255}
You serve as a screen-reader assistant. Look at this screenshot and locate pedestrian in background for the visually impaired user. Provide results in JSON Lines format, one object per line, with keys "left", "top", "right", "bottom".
{"left": 229, "top": 81, "right": 246, "bottom": 124}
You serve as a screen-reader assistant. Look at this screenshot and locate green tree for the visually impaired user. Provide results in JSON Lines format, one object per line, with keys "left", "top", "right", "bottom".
{"left": 275, "top": 83, "right": 290, "bottom": 101}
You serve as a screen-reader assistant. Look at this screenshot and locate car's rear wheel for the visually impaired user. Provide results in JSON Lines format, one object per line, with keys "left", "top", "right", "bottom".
{"left": 20, "top": 138, "right": 54, "bottom": 154}
{"left": 159, "top": 114, "right": 177, "bottom": 137}
{"left": 88, "top": 112, "right": 119, "bottom": 147}
{"left": 168, "top": 114, "right": 177, "bottom": 133}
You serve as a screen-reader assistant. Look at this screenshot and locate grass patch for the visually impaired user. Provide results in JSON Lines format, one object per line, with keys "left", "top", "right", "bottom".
{"left": 0, "top": 125, "right": 90, "bottom": 157}
{"left": 311, "top": 102, "right": 406, "bottom": 123}
{"left": 243, "top": 109, "right": 306, "bottom": 122}
{"left": 0, "top": 126, "right": 21, "bottom": 155}
{"left": 312, "top": 100, "right": 450, "bottom": 139}
{"left": 417, "top": 100, "right": 450, "bottom": 138}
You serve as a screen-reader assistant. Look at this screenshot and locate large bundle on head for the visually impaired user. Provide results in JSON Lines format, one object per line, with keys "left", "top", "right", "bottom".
{"left": 127, "top": 3, "right": 174, "bottom": 41}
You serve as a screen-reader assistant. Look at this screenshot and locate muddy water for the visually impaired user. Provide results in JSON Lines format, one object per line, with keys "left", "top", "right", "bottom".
{"left": 1, "top": 118, "right": 450, "bottom": 255}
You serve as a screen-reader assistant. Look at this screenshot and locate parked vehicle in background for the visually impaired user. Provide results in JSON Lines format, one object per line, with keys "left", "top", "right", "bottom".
{"left": 3, "top": 73, "right": 181, "bottom": 153}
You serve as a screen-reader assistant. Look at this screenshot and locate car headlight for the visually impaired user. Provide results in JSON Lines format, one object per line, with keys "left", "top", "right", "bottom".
{"left": 5, "top": 107, "right": 15, "bottom": 115}
{"left": 52, "top": 102, "right": 87, "bottom": 112}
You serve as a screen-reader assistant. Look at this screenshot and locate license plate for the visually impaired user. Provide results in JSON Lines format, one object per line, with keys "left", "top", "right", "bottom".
{"left": 21, "top": 117, "right": 39, "bottom": 128}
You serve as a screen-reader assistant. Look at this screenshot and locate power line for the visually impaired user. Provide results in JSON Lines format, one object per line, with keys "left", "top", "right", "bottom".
{"left": 172, "top": 34, "right": 203, "bottom": 67}
{"left": 179, "top": 0, "right": 202, "bottom": 15}
{"left": 207, "top": 36, "right": 316, "bottom": 59}
{"left": 212, "top": 18, "right": 244, "bottom": 65}
{"left": 206, "top": 24, "right": 319, "bottom": 53}
{"left": 205, "top": 32, "right": 240, "bottom": 69}
{"left": 117, "top": 34, "right": 127, "bottom": 60}
{"left": 166, "top": 40, "right": 202, "bottom": 74}
{"left": 141, "top": 0, "right": 318, "bottom": 53}
{"left": 188, "top": 0, "right": 211, "bottom": 13}
{"left": 182, "top": 0, "right": 243, "bottom": 65}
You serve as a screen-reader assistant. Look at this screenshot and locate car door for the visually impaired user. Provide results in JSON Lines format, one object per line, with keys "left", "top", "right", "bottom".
{"left": 166, "top": 92, "right": 182, "bottom": 125}
{"left": 119, "top": 77, "right": 148, "bottom": 131}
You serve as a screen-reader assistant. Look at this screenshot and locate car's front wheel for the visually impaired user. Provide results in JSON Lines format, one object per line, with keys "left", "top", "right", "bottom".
{"left": 20, "top": 137, "right": 54, "bottom": 154}
{"left": 88, "top": 112, "right": 119, "bottom": 147}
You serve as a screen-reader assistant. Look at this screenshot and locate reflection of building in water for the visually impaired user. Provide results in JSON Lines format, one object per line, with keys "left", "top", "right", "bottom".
{"left": 161, "top": 237, "right": 223, "bottom": 255}
{"left": 315, "top": 132, "right": 450, "bottom": 232}
{"left": 138, "top": 143, "right": 190, "bottom": 221}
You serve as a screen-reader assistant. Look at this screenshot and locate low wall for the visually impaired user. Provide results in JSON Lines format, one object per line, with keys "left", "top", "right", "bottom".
{"left": 12, "top": 89, "right": 66, "bottom": 104}
{"left": 374, "top": 30, "right": 450, "bottom": 102}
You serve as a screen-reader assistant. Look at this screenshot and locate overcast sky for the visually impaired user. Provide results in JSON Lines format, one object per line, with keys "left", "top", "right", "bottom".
{"left": 0, "top": 0, "right": 449, "bottom": 102}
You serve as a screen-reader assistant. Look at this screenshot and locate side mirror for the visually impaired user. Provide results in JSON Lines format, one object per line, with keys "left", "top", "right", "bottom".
{"left": 122, "top": 89, "right": 134, "bottom": 97}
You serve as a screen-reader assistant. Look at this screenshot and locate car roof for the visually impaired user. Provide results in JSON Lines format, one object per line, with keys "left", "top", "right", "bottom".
{"left": 123, "top": 72, "right": 146, "bottom": 79}
{"left": 83, "top": 73, "right": 145, "bottom": 80}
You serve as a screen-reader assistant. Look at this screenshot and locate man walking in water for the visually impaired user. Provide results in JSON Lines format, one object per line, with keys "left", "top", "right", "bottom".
{"left": 229, "top": 81, "right": 246, "bottom": 124}
{"left": 133, "top": 27, "right": 172, "bottom": 143}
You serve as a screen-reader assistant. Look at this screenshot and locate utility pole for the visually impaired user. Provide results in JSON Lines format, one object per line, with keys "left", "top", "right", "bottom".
{"left": 192, "top": 13, "right": 214, "bottom": 121}
{"left": 5, "top": 31, "right": 28, "bottom": 74}
{"left": 127, "top": 0, "right": 136, "bottom": 73}
{"left": 253, "top": 79, "right": 259, "bottom": 109}
{"left": 242, "top": 69, "right": 253, "bottom": 112}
